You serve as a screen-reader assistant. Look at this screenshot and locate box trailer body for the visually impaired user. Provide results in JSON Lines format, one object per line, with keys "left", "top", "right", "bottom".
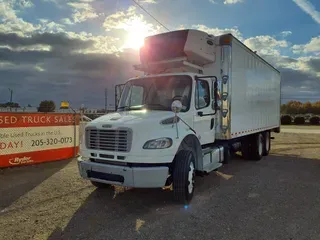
{"left": 212, "top": 35, "right": 281, "bottom": 140}
{"left": 78, "top": 29, "right": 281, "bottom": 204}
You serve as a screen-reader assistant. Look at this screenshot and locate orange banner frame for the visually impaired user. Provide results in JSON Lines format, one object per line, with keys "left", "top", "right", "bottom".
{"left": 0, "top": 113, "right": 80, "bottom": 168}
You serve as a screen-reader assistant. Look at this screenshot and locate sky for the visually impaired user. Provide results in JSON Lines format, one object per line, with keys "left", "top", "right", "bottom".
{"left": 0, "top": 0, "right": 319, "bottom": 108}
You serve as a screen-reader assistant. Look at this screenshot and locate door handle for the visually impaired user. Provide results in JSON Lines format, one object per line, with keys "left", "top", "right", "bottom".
{"left": 197, "top": 111, "right": 216, "bottom": 117}
{"left": 210, "top": 118, "right": 215, "bottom": 130}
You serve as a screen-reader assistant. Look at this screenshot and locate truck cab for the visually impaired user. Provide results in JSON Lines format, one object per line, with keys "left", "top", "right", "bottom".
{"left": 78, "top": 29, "right": 280, "bottom": 204}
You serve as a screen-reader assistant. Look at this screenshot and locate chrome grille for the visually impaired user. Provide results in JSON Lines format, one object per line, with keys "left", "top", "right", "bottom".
{"left": 85, "top": 127, "right": 132, "bottom": 152}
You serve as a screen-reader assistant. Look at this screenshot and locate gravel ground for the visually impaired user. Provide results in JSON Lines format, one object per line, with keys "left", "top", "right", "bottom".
{"left": 1, "top": 132, "right": 320, "bottom": 240}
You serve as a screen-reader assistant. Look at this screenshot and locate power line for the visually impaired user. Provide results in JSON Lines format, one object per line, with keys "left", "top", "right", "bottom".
{"left": 130, "top": 0, "right": 170, "bottom": 31}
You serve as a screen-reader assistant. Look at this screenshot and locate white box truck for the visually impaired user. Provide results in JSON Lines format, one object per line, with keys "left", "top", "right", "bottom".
{"left": 78, "top": 29, "right": 281, "bottom": 204}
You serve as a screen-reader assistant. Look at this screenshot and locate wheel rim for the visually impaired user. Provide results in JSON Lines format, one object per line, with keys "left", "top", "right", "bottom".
{"left": 258, "top": 135, "right": 263, "bottom": 156}
{"left": 265, "top": 132, "right": 270, "bottom": 151}
{"left": 188, "top": 161, "right": 195, "bottom": 194}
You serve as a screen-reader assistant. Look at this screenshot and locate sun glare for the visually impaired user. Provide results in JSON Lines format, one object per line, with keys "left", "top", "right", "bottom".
{"left": 122, "top": 18, "right": 153, "bottom": 50}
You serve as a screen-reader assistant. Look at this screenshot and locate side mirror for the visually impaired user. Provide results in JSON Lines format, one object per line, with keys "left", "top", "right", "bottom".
{"left": 171, "top": 100, "right": 182, "bottom": 113}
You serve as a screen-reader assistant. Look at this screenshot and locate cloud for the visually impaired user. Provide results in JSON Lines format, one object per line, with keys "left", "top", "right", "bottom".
{"left": 103, "top": 6, "right": 157, "bottom": 32}
{"left": 103, "top": 5, "right": 161, "bottom": 32}
{"left": 280, "top": 31, "right": 292, "bottom": 37}
{"left": 307, "top": 57, "right": 320, "bottom": 73}
{"left": 292, "top": 36, "right": 320, "bottom": 54}
{"left": 208, "top": 0, "right": 243, "bottom": 4}
{"left": 244, "top": 35, "right": 288, "bottom": 56}
{"left": 104, "top": 6, "right": 136, "bottom": 31}
{"left": 16, "top": 0, "right": 33, "bottom": 8}
{"left": 68, "top": 2, "right": 98, "bottom": 23}
{"left": 292, "top": 0, "right": 320, "bottom": 24}
{"left": 0, "top": 0, "right": 40, "bottom": 36}
{"left": 0, "top": 0, "right": 33, "bottom": 20}
{"left": 278, "top": 67, "right": 320, "bottom": 101}
{"left": 138, "top": 0, "right": 157, "bottom": 3}
{"left": 103, "top": 6, "right": 162, "bottom": 50}
{"left": 192, "top": 24, "right": 243, "bottom": 40}
{"left": 0, "top": 31, "right": 139, "bottom": 107}
{"left": 0, "top": 1, "right": 318, "bottom": 107}
{"left": 257, "top": 53, "right": 320, "bottom": 102}
{"left": 61, "top": 18, "right": 73, "bottom": 25}
{"left": 224, "top": 0, "right": 243, "bottom": 4}
{"left": 0, "top": 32, "right": 94, "bottom": 51}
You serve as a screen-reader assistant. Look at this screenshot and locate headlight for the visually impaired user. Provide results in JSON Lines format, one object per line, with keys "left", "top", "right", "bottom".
{"left": 143, "top": 138, "right": 173, "bottom": 149}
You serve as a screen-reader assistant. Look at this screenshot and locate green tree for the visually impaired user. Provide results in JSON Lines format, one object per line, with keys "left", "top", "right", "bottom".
{"left": 280, "top": 104, "right": 287, "bottom": 114}
{"left": 286, "top": 101, "right": 303, "bottom": 114}
{"left": 38, "top": 100, "right": 56, "bottom": 112}
{"left": 281, "top": 101, "right": 320, "bottom": 115}
{"left": 0, "top": 102, "right": 20, "bottom": 108}
{"left": 302, "top": 101, "right": 312, "bottom": 114}
{"left": 313, "top": 101, "right": 320, "bottom": 114}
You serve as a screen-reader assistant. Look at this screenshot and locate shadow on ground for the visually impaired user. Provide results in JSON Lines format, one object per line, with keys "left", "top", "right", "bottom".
{"left": 0, "top": 159, "right": 72, "bottom": 210}
{"left": 46, "top": 153, "right": 320, "bottom": 240}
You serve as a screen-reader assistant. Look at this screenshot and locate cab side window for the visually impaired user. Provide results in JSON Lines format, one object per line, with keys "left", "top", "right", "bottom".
{"left": 195, "top": 80, "right": 210, "bottom": 109}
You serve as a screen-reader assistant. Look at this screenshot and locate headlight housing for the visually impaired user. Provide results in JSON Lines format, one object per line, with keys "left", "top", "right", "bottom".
{"left": 143, "top": 137, "right": 173, "bottom": 149}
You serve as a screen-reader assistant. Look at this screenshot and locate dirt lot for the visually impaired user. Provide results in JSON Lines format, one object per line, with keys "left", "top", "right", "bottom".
{"left": 1, "top": 131, "right": 320, "bottom": 240}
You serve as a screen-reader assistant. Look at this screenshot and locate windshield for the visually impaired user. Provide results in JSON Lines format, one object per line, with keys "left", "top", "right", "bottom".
{"left": 118, "top": 75, "right": 192, "bottom": 112}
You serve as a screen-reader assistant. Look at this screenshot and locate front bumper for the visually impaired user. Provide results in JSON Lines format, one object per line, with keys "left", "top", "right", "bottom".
{"left": 78, "top": 157, "right": 169, "bottom": 188}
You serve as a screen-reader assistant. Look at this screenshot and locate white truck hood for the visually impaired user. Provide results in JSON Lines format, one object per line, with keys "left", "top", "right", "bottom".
{"left": 88, "top": 110, "right": 174, "bottom": 127}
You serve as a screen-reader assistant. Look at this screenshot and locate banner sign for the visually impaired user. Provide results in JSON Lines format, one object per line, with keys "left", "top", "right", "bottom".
{"left": 0, "top": 113, "right": 80, "bottom": 168}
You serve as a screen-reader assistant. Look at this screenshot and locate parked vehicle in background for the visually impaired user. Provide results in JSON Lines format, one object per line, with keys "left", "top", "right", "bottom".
{"left": 78, "top": 29, "right": 281, "bottom": 204}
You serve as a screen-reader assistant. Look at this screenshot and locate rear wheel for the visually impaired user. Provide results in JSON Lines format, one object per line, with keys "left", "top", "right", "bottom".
{"left": 262, "top": 131, "right": 271, "bottom": 156}
{"left": 250, "top": 133, "right": 264, "bottom": 161}
{"left": 241, "top": 133, "right": 264, "bottom": 161}
{"left": 173, "top": 150, "right": 196, "bottom": 204}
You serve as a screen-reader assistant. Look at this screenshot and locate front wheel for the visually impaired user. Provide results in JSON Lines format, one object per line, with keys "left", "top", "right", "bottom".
{"left": 172, "top": 150, "right": 196, "bottom": 204}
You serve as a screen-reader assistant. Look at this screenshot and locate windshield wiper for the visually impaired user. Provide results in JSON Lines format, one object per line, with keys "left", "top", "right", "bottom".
{"left": 117, "top": 105, "right": 130, "bottom": 110}
{"left": 117, "top": 105, "right": 144, "bottom": 111}
{"left": 143, "top": 103, "right": 170, "bottom": 111}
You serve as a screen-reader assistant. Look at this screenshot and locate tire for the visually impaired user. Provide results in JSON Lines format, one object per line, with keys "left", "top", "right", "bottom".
{"left": 262, "top": 131, "right": 271, "bottom": 156}
{"left": 250, "top": 133, "right": 264, "bottom": 161}
{"left": 241, "top": 133, "right": 263, "bottom": 161}
{"left": 90, "top": 181, "right": 111, "bottom": 188}
{"left": 173, "top": 150, "right": 196, "bottom": 204}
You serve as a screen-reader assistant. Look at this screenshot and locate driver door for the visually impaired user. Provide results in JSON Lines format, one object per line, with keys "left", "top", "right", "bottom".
{"left": 193, "top": 78, "right": 216, "bottom": 145}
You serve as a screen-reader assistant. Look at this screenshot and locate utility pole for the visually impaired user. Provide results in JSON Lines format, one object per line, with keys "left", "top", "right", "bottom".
{"left": 8, "top": 88, "right": 13, "bottom": 103}
{"left": 105, "top": 88, "right": 108, "bottom": 113}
